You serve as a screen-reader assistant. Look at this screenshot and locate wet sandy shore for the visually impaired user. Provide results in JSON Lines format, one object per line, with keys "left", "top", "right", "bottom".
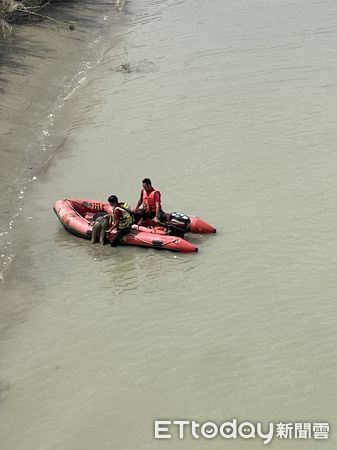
{"left": 0, "top": 0, "right": 124, "bottom": 280}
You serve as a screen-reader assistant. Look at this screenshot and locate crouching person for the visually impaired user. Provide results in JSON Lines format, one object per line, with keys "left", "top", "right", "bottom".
{"left": 107, "top": 195, "right": 133, "bottom": 247}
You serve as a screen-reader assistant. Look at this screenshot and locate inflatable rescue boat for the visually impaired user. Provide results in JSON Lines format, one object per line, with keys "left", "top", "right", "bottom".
{"left": 53, "top": 199, "right": 198, "bottom": 253}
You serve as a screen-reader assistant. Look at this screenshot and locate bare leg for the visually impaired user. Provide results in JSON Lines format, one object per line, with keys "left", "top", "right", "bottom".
{"left": 91, "top": 221, "right": 101, "bottom": 244}
{"left": 99, "top": 219, "right": 108, "bottom": 246}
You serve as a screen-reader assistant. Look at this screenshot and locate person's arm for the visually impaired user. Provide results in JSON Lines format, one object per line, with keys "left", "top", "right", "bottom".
{"left": 105, "top": 214, "right": 116, "bottom": 231}
{"left": 154, "top": 202, "right": 161, "bottom": 222}
{"left": 112, "top": 209, "right": 122, "bottom": 230}
{"left": 153, "top": 191, "right": 161, "bottom": 222}
{"left": 135, "top": 190, "right": 143, "bottom": 209}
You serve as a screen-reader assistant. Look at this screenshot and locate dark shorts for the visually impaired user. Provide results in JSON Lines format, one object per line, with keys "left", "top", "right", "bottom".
{"left": 110, "top": 227, "right": 131, "bottom": 246}
{"left": 133, "top": 209, "right": 166, "bottom": 223}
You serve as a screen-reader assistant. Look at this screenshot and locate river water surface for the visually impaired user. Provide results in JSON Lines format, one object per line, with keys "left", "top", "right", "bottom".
{"left": 1, "top": 0, "right": 337, "bottom": 449}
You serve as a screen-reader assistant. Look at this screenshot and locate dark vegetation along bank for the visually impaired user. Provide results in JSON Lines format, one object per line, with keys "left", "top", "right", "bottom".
{"left": 0, "top": 0, "right": 123, "bottom": 38}
{"left": 0, "top": 1, "right": 67, "bottom": 38}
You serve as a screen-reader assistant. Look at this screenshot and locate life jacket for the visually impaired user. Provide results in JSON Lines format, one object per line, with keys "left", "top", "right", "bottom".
{"left": 114, "top": 203, "right": 133, "bottom": 229}
{"left": 142, "top": 188, "right": 160, "bottom": 213}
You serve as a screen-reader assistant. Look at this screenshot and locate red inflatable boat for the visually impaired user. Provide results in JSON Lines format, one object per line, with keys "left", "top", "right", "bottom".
{"left": 53, "top": 199, "right": 198, "bottom": 253}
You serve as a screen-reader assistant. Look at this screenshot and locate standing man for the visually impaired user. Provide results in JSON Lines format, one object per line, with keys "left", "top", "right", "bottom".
{"left": 134, "top": 178, "right": 164, "bottom": 223}
{"left": 107, "top": 195, "right": 133, "bottom": 246}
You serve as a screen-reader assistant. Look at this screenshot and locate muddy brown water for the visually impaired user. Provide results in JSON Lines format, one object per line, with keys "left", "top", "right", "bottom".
{"left": 1, "top": 0, "right": 337, "bottom": 449}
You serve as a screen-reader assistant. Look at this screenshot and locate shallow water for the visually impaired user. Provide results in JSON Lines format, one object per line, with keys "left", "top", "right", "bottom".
{"left": 1, "top": 0, "right": 337, "bottom": 448}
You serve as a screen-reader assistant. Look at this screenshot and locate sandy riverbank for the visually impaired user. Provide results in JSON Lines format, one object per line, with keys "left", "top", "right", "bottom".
{"left": 0, "top": 0, "right": 124, "bottom": 280}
